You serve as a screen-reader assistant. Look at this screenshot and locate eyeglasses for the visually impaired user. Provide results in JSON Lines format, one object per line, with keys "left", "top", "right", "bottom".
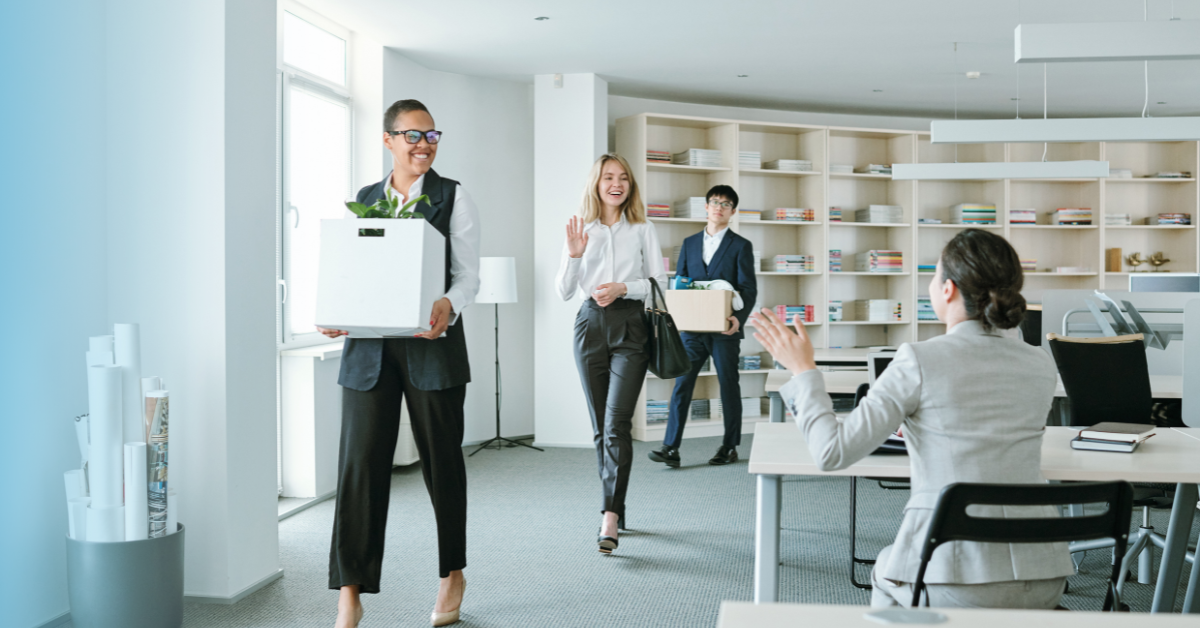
{"left": 388, "top": 129, "right": 443, "bottom": 144}
{"left": 708, "top": 201, "right": 734, "bottom": 210}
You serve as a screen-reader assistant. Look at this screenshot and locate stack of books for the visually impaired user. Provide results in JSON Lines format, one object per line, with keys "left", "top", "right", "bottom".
{"left": 1070, "top": 422, "right": 1156, "bottom": 453}
{"left": 952, "top": 203, "right": 997, "bottom": 225}
{"left": 828, "top": 249, "right": 842, "bottom": 272}
{"left": 828, "top": 300, "right": 844, "bottom": 322}
{"left": 738, "top": 355, "right": 762, "bottom": 370}
{"left": 1009, "top": 209, "right": 1037, "bottom": 225}
{"left": 775, "top": 208, "right": 815, "bottom": 222}
{"left": 752, "top": 250, "right": 763, "bottom": 273}
{"left": 670, "top": 246, "right": 683, "bottom": 266}
{"left": 917, "top": 297, "right": 936, "bottom": 321}
{"left": 1105, "top": 213, "right": 1132, "bottom": 226}
{"left": 1152, "top": 213, "right": 1191, "bottom": 225}
{"left": 1021, "top": 259, "right": 1038, "bottom": 272}
{"left": 856, "top": 250, "right": 904, "bottom": 273}
{"left": 1053, "top": 208, "right": 1093, "bottom": 225}
{"left": 828, "top": 207, "right": 843, "bottom": 222}
{"left": 850, "top": 299, "right": 903, "bottom": 322}
{"left": 741, "top": 397, "right": 765, "bottom": 418}
{"left": 739, "top": 151, "right": 761, "bottom": 169}
{"left": 1108, "top": 169, "right": 1133, "bottom": 179}
{"left": 918, "top": 217, "right": 943, "bottom": 224}
{"left": 773, "top": 255, "right": 815, "bottom": 273}
{"left": 646, "top": 150, "right": 671, "bottom": 164}
{"left": 646, "top": 399, "right": 670, "bottom": 423}
{"left": 672, "top": 197, "right": 708, "bottom": 218}
{"left": 647, "top": 203, "right": 671, "bottom": 218}
{"left": 918, "top": 263, "right": 937, "bottom": 273}
{"left": 763, "top": 159, "right": 813, "bottom": 172}
{"left": 830, "top": 164, "right": 854, "bottom": 174}
{"left": 672, "top": 148, "right": 722, "bottom": 167}
{"left": 1146, "top": 171, "right": 1192, "bottom": 179}
{"left": 738, "top": 209, "right": 762, "bottom": 221}
{"left": 773, "top": 305, "right": 815, "bottom": 323}
{"left": 856, "top": 164, "right": 892, "bottom": 175}
{"left": 855, "top": 204, "right": 904, "bottom": 223}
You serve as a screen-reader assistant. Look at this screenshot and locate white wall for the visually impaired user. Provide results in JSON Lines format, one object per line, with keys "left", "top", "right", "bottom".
{"left": 533, "top": 73, "right": 609, "bottom": 448}
{"left": 382, "top": 50, "right": 536, "bottom": 442}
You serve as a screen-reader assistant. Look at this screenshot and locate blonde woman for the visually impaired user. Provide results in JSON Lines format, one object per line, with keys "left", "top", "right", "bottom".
{"left": 556, "top": 153, "right": 667, "bottom": 554}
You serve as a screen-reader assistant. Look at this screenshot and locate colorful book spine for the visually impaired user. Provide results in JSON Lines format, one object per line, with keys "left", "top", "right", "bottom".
{"left": 828, "top": 249, "right": 842, "bottom": 272}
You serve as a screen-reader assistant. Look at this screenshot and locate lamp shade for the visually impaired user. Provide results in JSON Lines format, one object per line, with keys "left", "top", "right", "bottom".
{"left": 477, "top": 257, "right": 518, "bottom": 304}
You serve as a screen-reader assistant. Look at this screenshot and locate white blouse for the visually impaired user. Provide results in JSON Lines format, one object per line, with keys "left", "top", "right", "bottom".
{"left": 555, "top": 215, "right": 667, "bottom": 302}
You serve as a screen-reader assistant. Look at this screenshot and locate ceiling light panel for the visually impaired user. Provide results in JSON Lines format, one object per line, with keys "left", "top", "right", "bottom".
{"left": 931, "top": 117, "right": 1200, "bottom": 143}
{"left": 893, "top": 161, "right": 1110, "bottom": 181}
{"left": 1015, "top": 21, "right": 1200, "bottom": 63}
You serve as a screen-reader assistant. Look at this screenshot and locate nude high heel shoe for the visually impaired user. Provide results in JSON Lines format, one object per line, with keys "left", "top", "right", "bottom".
{"left": 431, "top": 578, "right": 465, "bottom": 626}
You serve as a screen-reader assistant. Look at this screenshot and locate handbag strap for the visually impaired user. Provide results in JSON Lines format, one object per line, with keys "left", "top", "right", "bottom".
{"left": 646, "top": 278, "right": 669, "bottom": 313}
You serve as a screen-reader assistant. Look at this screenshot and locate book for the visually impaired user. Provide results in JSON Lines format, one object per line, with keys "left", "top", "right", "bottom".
{"left": 1009, "top": 209, "right": 1037, "bottom": 225}
{"left": 671, "top": 148, "right": 722, "bottom": 167}
{"left": 855, "top": 250, "right": 904, "bottom": 273}
{"left": 1070, "top": 437, "right": 1142, "bottom": 454}
{"left": 646, "top": 150, "right": 671, "bottom": 164}
{"left": 763, "top": 159, "right": 813, "bottom": 172}
{"left": 774, "top": 208, "right": 815, "bottom": 222}
{"left": 855, "top": 205, "right": 904, "bottom": 224}
{"left": 1078, "top": 422, "right": 1156, "bottom": 443}
{"left": 739, "top": 151, "right": 761, "bottom": 169}
{"left": 1052, "top": 208, "right": 1093, "bottom": 225}
{"left": 951, "top": 203, "right": 997, "bottom": 225}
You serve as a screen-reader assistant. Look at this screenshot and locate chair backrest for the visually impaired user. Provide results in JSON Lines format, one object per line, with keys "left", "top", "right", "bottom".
{"left": 1018, "top": 304, "right": 1042, "bottom": 347}
{"left": 853, "top": 382, "right": 870, "bottom": 408}
{"left": 1046, "top": 333, "right": 1153, "bottom": 427}
{"left": 912, "top": 481, "right": 1134, "bottom": 611}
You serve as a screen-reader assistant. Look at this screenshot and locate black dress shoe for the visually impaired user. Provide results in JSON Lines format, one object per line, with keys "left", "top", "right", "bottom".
{"left": 648, "top": 446, "right": 681, "bottom": 468}
{"left": 709, "top": 446, "right": 738, "bottom": 465}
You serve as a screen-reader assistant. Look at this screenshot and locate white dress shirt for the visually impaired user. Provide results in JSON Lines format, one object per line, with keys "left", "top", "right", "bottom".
{"left": 383, "top": 171, "right": 481, "bottom": 324}
{"left": 555, "top": 215, "right": 668, "bottom": 302}
{"left": 702, "top": 226, "right": 728, "bottom": 265}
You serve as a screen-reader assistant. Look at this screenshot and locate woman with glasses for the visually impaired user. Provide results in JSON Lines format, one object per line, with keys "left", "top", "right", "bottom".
{"left": 556, "top": 153, "right": 667, "bottom": 554}
{"left": 318, "top": 99, "right": 479, "bottom": 627}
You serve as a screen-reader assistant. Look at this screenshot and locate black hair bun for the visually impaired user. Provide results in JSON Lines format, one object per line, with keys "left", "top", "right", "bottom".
{"left": 983, "top": 288, "right": 1026, "bottom": 330}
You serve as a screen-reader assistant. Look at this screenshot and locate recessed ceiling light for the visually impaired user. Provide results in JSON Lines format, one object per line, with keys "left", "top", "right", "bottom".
{"left": 873, "top": 89, "right": 883, "bottom": 93}
{"left": 966, "top": 71, "right": 981, "bottom": 79}
{"left": 534, "top": 16, "right": 549, "bottom": 21}
{"left": 1158, "top": 101, "right": 1167, "bottom": 105}
{"left": 737, "top": 74, "right": 749, "bottom": 78}
{"left": 1011, "top": 97, "right": 1021, "bottom": 101}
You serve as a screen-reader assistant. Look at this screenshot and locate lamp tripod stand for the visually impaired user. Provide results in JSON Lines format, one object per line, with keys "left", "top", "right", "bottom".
{"left": 470, "top": 303, "right": 542, "bottom": 456}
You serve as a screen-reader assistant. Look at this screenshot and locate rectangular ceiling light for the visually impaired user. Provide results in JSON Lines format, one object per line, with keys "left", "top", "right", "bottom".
{"left": 1015, "top": 21, "right": 1200, "bottom": 63}
{"left": 931, "top": 117, "right": 1200, "bottom": 144}
{"left": 892, "top": 161, "right": 1110, "bottom": 181}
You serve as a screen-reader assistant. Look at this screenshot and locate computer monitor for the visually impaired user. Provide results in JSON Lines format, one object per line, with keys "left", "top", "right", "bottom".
{"left": 867, "top": 352, "right": 895, "bottom": 386}
{"left": 1129, "top": 273, "right": 1200, "bottom": 293}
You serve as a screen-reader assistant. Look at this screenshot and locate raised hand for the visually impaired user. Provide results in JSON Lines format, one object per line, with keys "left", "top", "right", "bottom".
{"left": 749, "top": 308, "right": 816, "bottom": 376}
{"left": 566, "top": 216, "right": 589, "bottom": 258}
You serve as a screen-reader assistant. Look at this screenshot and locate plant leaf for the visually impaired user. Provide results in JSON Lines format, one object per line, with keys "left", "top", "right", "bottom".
{"left": 410, "top": 212, "right": 424, "bottom": 219}
{"left": 401, "top": 194, "right": 431, "bottom": 214}
{"left": 345, "top": 201, "right": 371, "bottom": 218}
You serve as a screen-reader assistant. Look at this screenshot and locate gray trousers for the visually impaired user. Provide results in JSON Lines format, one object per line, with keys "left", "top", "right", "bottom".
{"left": 573, "top": 298, "right": 649, "bottom": 519}
{"left": 870, "top": 545, "right": 1066, "bottom": 609}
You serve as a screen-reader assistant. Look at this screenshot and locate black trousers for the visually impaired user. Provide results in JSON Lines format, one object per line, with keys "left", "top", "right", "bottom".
{"left": 328, "top": 338, "right": 467, "bottom": 592}
{"left": 573, "top": 298, "right": 649, "bottom": 519}
{"left": 664, "top": 333, "right": 742, "bottom": 449}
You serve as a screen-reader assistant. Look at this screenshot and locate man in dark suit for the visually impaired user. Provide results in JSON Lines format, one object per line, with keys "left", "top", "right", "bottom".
{"left": 649, "top": 185, "right": 757, "bottom": 467}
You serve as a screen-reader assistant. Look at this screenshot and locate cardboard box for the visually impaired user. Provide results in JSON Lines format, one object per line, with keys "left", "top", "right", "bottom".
{"left": 663, "top": 289, "right": 734, "bottom": 333}
{"left": 315, "top": 218, "right": 445, "bottom": 338}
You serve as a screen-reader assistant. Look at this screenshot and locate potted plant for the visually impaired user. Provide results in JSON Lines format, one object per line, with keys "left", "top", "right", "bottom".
{"left": 346, "top": 193, "right": 430, "bottom": 236}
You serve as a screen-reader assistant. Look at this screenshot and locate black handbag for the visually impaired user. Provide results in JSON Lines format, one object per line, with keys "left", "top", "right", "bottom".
{"left": 643, "top": 280, "right": 691, "bottom": 379}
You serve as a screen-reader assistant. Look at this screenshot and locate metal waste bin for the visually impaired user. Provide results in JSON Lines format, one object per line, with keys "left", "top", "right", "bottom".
{"left": 66, "top": 524, "right": 185, "bottom": 628}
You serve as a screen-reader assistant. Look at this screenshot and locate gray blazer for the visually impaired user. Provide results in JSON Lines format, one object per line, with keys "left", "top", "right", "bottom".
{"left": 779, "top": 319, "right": 1075, "bottom": 585}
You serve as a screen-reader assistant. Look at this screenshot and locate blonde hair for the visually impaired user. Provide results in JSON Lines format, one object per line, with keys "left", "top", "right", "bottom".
{"left": 579, "top": 153, "right": 646, "bottom": 224}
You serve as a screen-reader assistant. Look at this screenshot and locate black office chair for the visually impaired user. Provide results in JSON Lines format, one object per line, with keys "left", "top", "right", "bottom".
{"left": 1046, "top": 333, "right": 1179, "bottom": 592}
{"left": 848, "top": 382, "right": 910, "bottom": 589}
{"left": 1018, "top": 304, "right": 1042, "bottom": 347}
{"left": 911, "top": 481, "right": 1134, "bottom": 611}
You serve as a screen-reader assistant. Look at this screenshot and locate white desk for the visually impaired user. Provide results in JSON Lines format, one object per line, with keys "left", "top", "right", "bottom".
{"left": 748, "top": 423, "right": 1200, "bottom": 613}
{"left": 718, "top": 601, "right": 1200, "bottom": 627}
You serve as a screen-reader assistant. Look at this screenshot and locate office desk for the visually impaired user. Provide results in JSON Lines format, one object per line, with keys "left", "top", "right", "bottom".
{"left": 749, "top": 423, "right": 1200, "bottom": 612}
{"left": 765, "top": 370, "right": 870, "bottom": 423}
{"left": 717, "top": 601, "right": 1200, "bottom": 628}
{"left": 1055, "top": 375, "right": 1183, "bottom": 400}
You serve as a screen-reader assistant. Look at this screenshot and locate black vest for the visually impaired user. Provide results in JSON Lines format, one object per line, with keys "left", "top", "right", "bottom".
{"left": 337, "top": 168, "right": 471, "bottom": 392}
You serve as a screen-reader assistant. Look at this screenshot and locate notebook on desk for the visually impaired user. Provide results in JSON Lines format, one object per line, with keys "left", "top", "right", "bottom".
{"left": 1070, "top": 422, "right": 1156, "bottom": 453}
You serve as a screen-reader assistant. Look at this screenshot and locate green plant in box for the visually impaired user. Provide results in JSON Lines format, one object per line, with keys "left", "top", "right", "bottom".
{"left": 345, "top": 191, "right": 430, "bottom": 236}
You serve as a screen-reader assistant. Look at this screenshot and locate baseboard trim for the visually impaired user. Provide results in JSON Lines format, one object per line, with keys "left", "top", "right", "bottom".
{"left": 278, "top": 490, "right": 336, "bottom": 521}
{"left": 185, "top": 568, "right": 284, "bottom": 605}
{"left": 34, "top": 611, "right": 71, "bottom": 628}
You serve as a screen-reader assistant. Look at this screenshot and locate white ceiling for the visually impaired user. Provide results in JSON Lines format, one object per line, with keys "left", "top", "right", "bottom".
{"left": 301, "top": 0, "right": 1200, "bottom": 119}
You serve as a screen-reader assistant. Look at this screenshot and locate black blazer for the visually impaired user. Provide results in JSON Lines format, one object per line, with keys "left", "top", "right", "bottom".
{"left": 674, "top": 229, "right": 757, "bottom": 340}
{"left": 337, "top": 169, "right": 471, "bottom": 392}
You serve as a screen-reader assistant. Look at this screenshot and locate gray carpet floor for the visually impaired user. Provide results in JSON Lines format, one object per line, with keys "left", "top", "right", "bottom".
{"left": 82, "top": 435, "right": 1200, "bottom": 627}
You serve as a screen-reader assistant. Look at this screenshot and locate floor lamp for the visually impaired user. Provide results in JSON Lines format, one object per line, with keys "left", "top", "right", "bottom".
{"left": 470, "top": 257, "right": 542, "bottom": 456}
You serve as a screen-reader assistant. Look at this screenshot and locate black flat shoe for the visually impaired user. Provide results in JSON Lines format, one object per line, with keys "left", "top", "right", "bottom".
{"left": 648, "top": 446, "right": 681, "bottom": 468}
{"left": 597, "top": 528, "right": 618, "bottom": 554}
{"left": 708, "top": 446, "right": 738, "bottom": 466}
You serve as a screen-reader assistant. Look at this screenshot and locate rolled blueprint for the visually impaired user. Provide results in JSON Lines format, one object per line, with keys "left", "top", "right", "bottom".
{"left": 166, "top": 489, "right": 178, "bottom": 535}
{"left": 140, "top": 376, "right": 161, "bottom": 440}
{"left": 68, "top": 497, "right": 90, "bottom": 541}
{"left": 73, "top": 414, "right": 89, "bottom": 467}
{"left": 87, "top": 365, "right": 123, "bottom": 508}
{"left": 123, "top": 443, "right": 148, "bottom": 541}
{"left": 64, "top": 469, "right": 86, "bottom": 501}
{"left": 85, "top": 351, "right": 114, "bottom": 367}
{"left": 89, "top": 335, "right": 114, "bottom": 353}
{"left": 146, "top": 390, "right": 170, "bottom": 538}
{"left": 87, "top": 504, "right": 124, "bottom": 542}
{"left": 114, "top": 323, "right": 143, "bottom": 445}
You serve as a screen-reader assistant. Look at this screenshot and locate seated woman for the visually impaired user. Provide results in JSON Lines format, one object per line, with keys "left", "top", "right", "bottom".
{"left": 750, "top": 229, "right": 1074, "bottom": 609}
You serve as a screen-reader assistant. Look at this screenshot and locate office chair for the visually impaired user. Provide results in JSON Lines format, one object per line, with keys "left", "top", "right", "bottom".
{"left": 848, "top": 382, "right": 910, "bottom": 589}
{"left": 1046, "top": 332, "right": 1184, "bottom": 593}
{"left": 1018, "top": 303, "right": 1042, "bottom": 348}
{"left": 911, "top": 481, "right": 1134, "bottom": 611}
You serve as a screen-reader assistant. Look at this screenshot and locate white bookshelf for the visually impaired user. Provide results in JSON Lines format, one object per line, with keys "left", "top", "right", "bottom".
{"left": 616, "top": 112, "right": 1199, "bottom": 441}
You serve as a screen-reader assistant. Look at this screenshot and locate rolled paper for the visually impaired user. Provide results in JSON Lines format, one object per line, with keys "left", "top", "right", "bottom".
{"left": 85, "top": 351, "right": 114, "bottom": 367}
{"left": 146, "top": 390, "right": 170, "bottom": 538}
{"left": 166, "top": 489, "right": 178, "bottom": 535}
{"left": 87, "top": 365, "right": 123, "bottom": 508}
{"left": 123, "top": 443, "right": 149, "bottom": 541}
{"left": 86, "top": 504, "right": 124, "bottom": 542}
{"left": 113, "top": 323, "right": 143, "bottom": 445}
{"left": 68, "top": 497, "right": 90, "bottom": 540}
{"left": 64, "top": 469, "right": 85, "bottom": 501}
{"left": 73, "top": 414, "right": 89, "bottom": 466}
{"left": 141, "top": 376, "right": 162, "bottom": 440}
{"left": 89, "top": 335, "right": 114, "bottom": 353}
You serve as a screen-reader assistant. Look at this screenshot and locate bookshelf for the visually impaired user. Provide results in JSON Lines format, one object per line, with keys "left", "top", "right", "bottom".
{"left": 616, "top": 112, "right": 1200, "bottom": 442}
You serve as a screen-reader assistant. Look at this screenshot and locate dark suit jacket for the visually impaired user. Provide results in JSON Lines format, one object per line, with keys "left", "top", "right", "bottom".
{"left": 337, "top": 168, "right": 471, "bottom": 392}
{"left": 674, "top": 228, "right": 757, "bottom": 341}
